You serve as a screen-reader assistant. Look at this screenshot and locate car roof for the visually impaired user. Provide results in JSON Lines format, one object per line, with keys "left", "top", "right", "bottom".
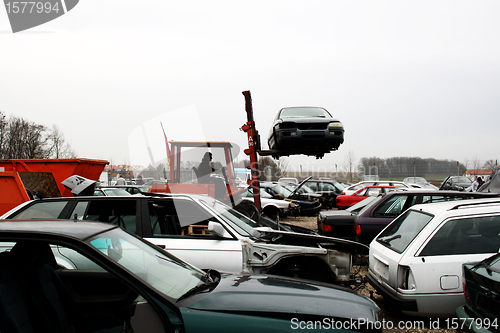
{"left": 0, "top": 220, "right": 118, "bottom": 240}
{"left": 381, "top": 189, "right": 499, "bottom": 196}
{"left": 408, "top": 197, "right": 500, "bottom": 217}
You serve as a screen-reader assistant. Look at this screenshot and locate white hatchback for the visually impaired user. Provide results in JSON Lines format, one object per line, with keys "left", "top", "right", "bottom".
{"left": 367, "top": 197, "right": 500, "bottom": 317}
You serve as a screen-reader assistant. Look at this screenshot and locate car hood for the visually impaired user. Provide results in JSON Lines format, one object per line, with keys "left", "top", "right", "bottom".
{"left": 257, "top": 229, "right": 369, "bottom": 252}
{"left": 289, "top": 176, "right": 313, "bottom": 197}
{"left": 185, "top": 274, "right": 378, "bottom": 320}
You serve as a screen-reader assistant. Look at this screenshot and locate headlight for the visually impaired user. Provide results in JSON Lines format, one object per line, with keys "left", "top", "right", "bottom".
{"left": 328, "top": 121, "right": 343, "bottom": 129}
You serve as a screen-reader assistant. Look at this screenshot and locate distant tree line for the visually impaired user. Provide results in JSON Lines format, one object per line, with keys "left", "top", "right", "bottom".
{"left": 0, "top": 111, "right": 76, "bottom": 159}
{"left": 359, "top": 156, "right": 467, "bottom": 178}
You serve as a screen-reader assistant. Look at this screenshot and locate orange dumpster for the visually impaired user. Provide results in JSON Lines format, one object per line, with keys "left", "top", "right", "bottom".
{"left": 0, "top": 158, "right": 108, "bottom": 215}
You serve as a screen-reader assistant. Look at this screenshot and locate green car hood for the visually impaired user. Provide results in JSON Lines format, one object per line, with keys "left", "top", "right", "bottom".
{"left": 184, "top": 274, "right": 378, "bottom": 321}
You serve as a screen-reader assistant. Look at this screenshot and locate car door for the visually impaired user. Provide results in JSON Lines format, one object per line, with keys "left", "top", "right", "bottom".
{"left": 357, "top": 194, "right": 417, "bottom": 243}
{"left": 143, "top": 198, "right": 244, "bottom": 273}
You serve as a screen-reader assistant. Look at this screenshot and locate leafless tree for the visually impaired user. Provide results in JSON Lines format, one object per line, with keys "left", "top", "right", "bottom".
{"left": 342, "top": 149, "right": 356, "bottom": 183}
{"left": 0, "top": 114, "right": 76, "bottom": 159}
{"left": 46, "top": 125, "right": 76, "bottom": 159}
{"left": 483, "top": 159, "right": 498, "bottom": 172}
{"left": 471, "top": 156, "right": 482, "bottom": 172}
{"left": 277, "top": 157, "right": 290, "bottom": 178}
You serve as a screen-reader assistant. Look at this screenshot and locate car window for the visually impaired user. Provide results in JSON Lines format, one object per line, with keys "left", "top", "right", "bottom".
{"left": 373, "top": 195, "right": 414, "bottom": 218}
{"left": 321, "top": 183, "right": 334, "bottom": 192}
{"left": 9, "top": 201, "right": 69, "bottom": 219}
{"left": 376, "top": 210, "right": 434, "bottom": 253}
{"left": 355, "top": 188, "right": 368, "bottom": 196}
{"left": 419, "top": 215, "right": 500, "bottom": 256}
{"left": 76, "top": 200, "right": 138, "bottom": 234}
{"left": 365, "top": 188, "right": 382, "bottom": 196}
{"left": 148, "top": 199, "right": 216, "bottom": 237}
{"left": 421, "top": 195, "right": 463, "bottom": 204}
{"left": 94, "top": 190, "right": 106, "bottom": 196}
{"left": 305, "top": 181, "right": 317, "bottom": 191}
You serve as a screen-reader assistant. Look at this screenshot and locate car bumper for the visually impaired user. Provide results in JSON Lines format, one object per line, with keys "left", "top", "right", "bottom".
{"left": 366, "top": 271, "right": 418, "bottom": 312}
{"left": 455, "top": 306, "right": 495, "bottom": 333}
{"left": 274, "top": 130, "right": 344, "bottom": 148}
{"left": 368, "top": 270, "right": 466, "bottom": 317}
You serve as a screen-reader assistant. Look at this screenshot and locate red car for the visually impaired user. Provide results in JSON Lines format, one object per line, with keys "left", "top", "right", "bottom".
{"left": 335, "top": 186, "right": 396, "bottom": 209}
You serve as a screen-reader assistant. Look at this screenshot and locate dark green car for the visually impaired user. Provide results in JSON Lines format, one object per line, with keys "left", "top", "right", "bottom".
{"left": 0, "top": 220, "right": 380, "bottom": 333}
{"left": 456, "top": 253, "right": 500, "bottom": 333}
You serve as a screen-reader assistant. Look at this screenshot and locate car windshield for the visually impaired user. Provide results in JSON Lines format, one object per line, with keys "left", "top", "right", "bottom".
{"left": 405, "top": 177, "right": 427, "bottom": 184}
{"left": 268, "top": 184, "right": 293, "bottom": 198}
{"left": 279, "top": 107, "right": 331, "bottom": 119}
{"left": 102, "top": 188, "right": 132, "bottom": 196}
{"left": 199, "top": 198, "right": 258, "bottom": 236}
{"left": 347, "top": 196, "right": 377, "bottom": 214}
{"left": 376, "top": 210, "right": 434, "bottom": 253}
{"left": 451, "top": 176, "right": 472, "bottom": 184}
{"left": 87, "top": 228, "right": 205, "bottom": 300}
{"left": 356, "top": 195, "right": 383, "bottom": 215}
{"left": 488, "top": 254, "right": 500, "bottom": 273}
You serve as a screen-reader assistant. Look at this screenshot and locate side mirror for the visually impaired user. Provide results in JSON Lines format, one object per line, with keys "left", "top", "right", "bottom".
{"left": 208, "top": 221, "right": 229, "bottom": 238}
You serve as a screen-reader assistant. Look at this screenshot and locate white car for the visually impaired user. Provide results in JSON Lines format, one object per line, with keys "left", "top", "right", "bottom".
{"left": 241, "top": 186, "right": 300, "bottom": 219}
{"left": 367, "top": 197, "right": 500, "bottom": 317}
{"left": 342, "top": 181, "right": 410, "bottom": 196}
{"left": 2, "top": 194, "right": 367, "bottom": 284}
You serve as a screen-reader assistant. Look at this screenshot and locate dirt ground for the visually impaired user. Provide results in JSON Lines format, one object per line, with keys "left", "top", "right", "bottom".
{"left": 281, "top": 215, "right": 464, "bottom": 333}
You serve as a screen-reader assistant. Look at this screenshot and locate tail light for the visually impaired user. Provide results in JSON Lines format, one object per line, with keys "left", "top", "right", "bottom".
{"left": 397, "top": 265, "right": 416, "bottom": 290}
{"left": 322, "top": 224, "right": 332, "bottom": 233}
{"left": 355, "top": 224, "right": 361, "bottom": 235}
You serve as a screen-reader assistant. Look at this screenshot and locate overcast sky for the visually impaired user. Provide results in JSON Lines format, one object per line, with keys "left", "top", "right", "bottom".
{"left": 1, "top": 0, "right": 499, "bottom": 172}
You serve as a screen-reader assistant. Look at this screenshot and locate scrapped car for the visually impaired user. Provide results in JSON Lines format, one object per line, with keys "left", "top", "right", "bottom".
{"left": 318, "top": 190, "right": 498, "bottom": 243}
{"left": 335, "top": 186, "right": 396, "bottom": 210}
{"left": 341, "top": 181, "right": 410, "bottom": 196}
{"left": 267, "top": 106, "right": 344, "bottom": 158}
{"left": 94, "top": 187, "right": 132, "bottom": 196}
{"left": 1, "top": 194, "right": 366, "bottom": 284}
{"left": 240, "top": 185, "right": 300, "bottom": 219}
{"left": 456, "top": 252, "right": 500, "bottom": 331}
{"left": 318, "top": 197, "right": 378, "bottom": 241}
{"left": 367, "top": 197, "right": 500, "bottom": 317}
{"left": 303, "top": 178, "right": 345, "bottom": 209}
{"left": 440, "top": 175, "right": 473, "bottom": 191}
{"left": 0, "top": 220, "right": 380, "bottom": 333}
{"left": 260, "top": 181, "right": 322, "bottom": 216}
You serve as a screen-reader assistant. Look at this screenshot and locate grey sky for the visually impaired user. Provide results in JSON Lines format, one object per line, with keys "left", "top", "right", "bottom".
{"left": 1, "top": 0, "right": 499, "bottom": 171}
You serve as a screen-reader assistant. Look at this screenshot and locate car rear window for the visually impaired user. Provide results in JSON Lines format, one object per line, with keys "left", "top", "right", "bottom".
{"left": 9, "top": 201, "right": 68, "bottom": 219}
{"left": 376, "top": 210, "right": 434, "bottom": 253}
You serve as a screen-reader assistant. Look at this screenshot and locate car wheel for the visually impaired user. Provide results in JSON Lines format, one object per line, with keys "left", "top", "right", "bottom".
{"left": 263, "top": 207, "right": 280, "bottom": 221}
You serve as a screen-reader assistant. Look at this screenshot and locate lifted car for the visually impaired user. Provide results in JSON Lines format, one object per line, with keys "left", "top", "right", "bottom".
{"left": 267, "top": 106, "right": 344, "bottom": 159}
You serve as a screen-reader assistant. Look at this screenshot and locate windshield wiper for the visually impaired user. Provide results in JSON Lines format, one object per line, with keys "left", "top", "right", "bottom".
{"left": 378, "top": 234, "right": 401, "bottom": 246}
{"left": 177, "top": 271, "right": 219, "bottom": 303}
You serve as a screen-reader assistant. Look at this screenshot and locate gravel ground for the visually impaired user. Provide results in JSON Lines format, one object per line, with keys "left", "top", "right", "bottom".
{"left": 281, "top": 215, "right": 464, "bottom": 333}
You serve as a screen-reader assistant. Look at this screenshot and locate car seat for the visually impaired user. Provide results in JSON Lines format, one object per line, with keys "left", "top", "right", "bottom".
{"left": 10, "top": 241, "right": 124, "bottom": 333}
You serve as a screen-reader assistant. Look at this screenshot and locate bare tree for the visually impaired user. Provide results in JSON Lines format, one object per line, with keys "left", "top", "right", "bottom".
{"left": 342, "top": 149, "right": 356, "bottom": 183}
{"left": 471, "top": 156, "right": 482, "bottom": 172}
{"left": 47, "top": 125, "right": 76, "bottom": 158}
{"left": 0, "top": 114, "right": 76, "bottom": 159}
{"left": 483, "top": 159, "right": 498, "bottom": 172}
{"left": 277, "top": 157, "right": 290, "bottom": 178}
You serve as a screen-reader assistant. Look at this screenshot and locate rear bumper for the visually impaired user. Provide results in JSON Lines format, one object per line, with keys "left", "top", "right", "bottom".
{"left": 366, "top": 271, "right": 418, "bottom": 312}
